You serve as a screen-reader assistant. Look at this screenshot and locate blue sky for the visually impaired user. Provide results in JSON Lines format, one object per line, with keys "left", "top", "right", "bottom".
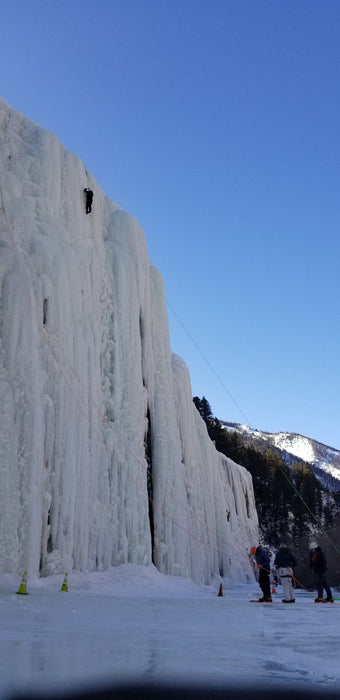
{"left": 2, "top": 0, "right": 340, "bottom": 449}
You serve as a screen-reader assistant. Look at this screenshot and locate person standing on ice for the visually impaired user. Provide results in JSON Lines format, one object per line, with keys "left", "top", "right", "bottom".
{"left": 274, "top": 543, "right": 296, "bottom": 603}
{"left": 251, "top": 546, "right": 272, "bottom": 602}
{"left": 84, "top": 187, "right": 93, "bottom": 214}
{"left": 309, "top": 542, "right": 334, "bottom": 602}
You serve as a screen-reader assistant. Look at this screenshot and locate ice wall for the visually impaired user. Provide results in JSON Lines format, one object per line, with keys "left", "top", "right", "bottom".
{"left": 0, "top": 99, "right": 258, "bottom": 582}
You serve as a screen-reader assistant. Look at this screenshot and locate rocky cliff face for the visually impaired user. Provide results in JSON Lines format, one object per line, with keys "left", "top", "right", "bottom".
{"left": 0, "top": 99, "right": 258, "bottom": 582}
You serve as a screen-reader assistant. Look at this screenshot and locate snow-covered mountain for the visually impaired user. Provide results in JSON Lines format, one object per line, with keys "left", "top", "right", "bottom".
{"left": 222, "top": 422, "right": 340, "bottom": 491}
{"left": 0, "top": 99, "right": 258, "bottom": 583}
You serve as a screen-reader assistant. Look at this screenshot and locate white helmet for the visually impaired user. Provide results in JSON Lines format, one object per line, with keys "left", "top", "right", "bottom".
{"left": 309, "top": 541, "right": 317, "bottom": 550}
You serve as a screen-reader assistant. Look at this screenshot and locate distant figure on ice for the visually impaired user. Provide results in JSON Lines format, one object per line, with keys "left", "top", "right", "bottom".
{"left": 309, "top": 542, "right": 334, "bottom": 602}
{"left": 84, "top": 188, "right": 93, "bottom": 214}
{"left": 226, "top": 510, "right": 230, "bottom": 522}
{"left": 251, "top": 545, "right": 272, "bottom": 602}
{"left": 274, "top": 542, "right": 296, "bottom": 603}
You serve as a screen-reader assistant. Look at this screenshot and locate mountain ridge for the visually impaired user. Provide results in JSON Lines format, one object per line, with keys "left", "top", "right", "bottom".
{"left": 222, "top": 422, "right": 340, "bottom": 492}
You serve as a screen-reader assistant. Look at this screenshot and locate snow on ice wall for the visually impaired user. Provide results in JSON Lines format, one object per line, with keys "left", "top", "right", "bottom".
{"left": 0, "top": 99, "right": 258, "bottom": 582}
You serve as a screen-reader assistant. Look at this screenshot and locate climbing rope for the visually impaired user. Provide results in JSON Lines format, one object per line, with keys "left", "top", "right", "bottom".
{"left": 1, "top": 200, "right": 339, "bottom": 588}
{"left": 0, "top": 204, "right": 253, "bottom": 571}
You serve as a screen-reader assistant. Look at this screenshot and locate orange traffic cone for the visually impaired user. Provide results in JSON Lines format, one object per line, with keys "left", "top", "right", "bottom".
{"left": 217, "top": 583, "right": 223, "bottom": 597}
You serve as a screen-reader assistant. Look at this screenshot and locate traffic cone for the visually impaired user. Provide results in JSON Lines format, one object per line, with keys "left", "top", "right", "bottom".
{"left": 217, "top": 583, "right": 223, "bottom": 597}
{"left": 17, "top": 570, "right": 28, "bottom": 595}
{"left": 61, "top": 572, "right": 68, "bottom": 592}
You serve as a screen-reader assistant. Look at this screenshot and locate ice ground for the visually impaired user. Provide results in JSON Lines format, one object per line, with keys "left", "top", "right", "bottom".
{"left": 0, "top": 565, "right": 340, "bottom": 699}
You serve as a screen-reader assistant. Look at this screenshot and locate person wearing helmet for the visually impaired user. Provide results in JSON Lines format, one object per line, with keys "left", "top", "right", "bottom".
{"left": 274, "top": 543, "right": 296, "bottom": 603}
{"left": 251, "top": 546, "right": 272, "bottom": 602}
{"left": 309, "top": 542, "right": 333, "bottom": 602}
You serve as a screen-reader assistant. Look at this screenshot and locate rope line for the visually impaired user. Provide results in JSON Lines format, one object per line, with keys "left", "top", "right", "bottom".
{"left": 2, "top": 202, "right": 339, "bottom": 593}
{"left": 50, "top": 329, "right": 250, "bottom": 566}
{"left": 72, "top": 208, "right": 340, "bottom": 561}
{"left": 164, "top": 299, "right": 252, "bottom": 426}
{"left": 0, "top": 204, "right": 252, "bottom": 570}
{"left": 268, "top": 456, "right": 340, "bottom": 558}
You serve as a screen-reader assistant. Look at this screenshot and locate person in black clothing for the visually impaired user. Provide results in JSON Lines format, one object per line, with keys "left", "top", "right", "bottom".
{"left": 309, "top": 541, "right": 334, "bottom": 602}
{"left": 84, "top": 188, "right": 93, "bottom": 214}
{"left": 251, "top": 546, "right": 272, "bottom": 602}
{"left": 274, "top": 543, "right": 296, "bottom": 603}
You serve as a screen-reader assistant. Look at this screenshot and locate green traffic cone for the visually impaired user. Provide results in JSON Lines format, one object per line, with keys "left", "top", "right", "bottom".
{"left": 17, "top": 570, "right": 28, "bottom": 595}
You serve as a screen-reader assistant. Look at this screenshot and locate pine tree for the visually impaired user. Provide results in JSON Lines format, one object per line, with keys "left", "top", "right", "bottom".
{"left": 199, "top": 396, "right": 213, "bottom": 423}
{"left": 193, "top": 396, "right": 201, "bottom": 413}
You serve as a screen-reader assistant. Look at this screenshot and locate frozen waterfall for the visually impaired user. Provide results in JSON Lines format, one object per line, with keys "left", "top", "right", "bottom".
{"left": 0, "top": 98, "right": 258, "bottom": 583}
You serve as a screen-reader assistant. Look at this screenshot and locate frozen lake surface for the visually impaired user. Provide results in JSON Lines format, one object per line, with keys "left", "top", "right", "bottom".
{"left": 0, "top": 565, "right": 339, "bottom": 698}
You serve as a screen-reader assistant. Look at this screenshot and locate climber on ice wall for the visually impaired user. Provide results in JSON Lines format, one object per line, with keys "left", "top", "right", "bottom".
{"left": 84, "top": 188, "right": 93, "bottom": 214}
